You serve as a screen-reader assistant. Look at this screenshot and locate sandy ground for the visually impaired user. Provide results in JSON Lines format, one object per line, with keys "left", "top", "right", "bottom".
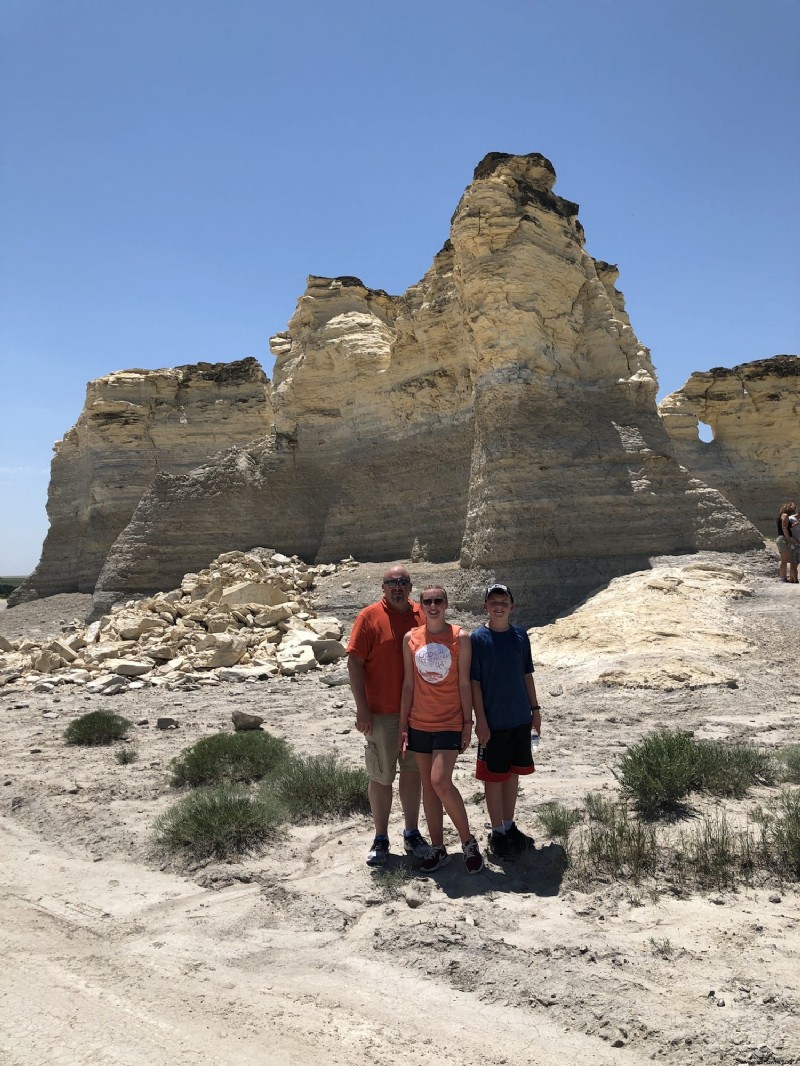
{"left": 1, "top": 552, "right": 799, "bottom": 1066}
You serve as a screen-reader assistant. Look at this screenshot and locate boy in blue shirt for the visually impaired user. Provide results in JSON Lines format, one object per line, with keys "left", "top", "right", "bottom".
{"left": 470, "top": 583, "right": 541, "bottom": 860}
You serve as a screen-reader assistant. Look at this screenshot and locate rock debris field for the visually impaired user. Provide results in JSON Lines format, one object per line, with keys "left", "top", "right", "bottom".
{"left": 1, "top": 547, "right": 799, "bottom": 1066}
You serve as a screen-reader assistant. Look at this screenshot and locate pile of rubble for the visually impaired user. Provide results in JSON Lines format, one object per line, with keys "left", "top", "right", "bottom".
{"left": 0, "top": 549, "right": 355, "bottom": 695}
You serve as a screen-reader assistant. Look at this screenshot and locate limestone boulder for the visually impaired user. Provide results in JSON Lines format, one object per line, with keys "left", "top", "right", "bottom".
{"left": 275, "top": 644, "right": 318, "bottom": 675}
{"left": 231, "top": 710, "right": 264, "bottom": 730}
{"left": 105, "top": 658, "right": 152, "bottom": 677}
{"left": 311, "top": 639, "right": 347, "bottom": 665}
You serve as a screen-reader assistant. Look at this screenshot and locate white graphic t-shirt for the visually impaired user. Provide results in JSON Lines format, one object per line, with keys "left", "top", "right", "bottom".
{"left": 414, "top": 641, "right": 452, "bottom": 684}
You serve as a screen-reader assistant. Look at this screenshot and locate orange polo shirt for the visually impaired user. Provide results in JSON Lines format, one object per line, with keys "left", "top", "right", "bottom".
{"left": 346, "top": 598, "right": 425, "bottom": 716}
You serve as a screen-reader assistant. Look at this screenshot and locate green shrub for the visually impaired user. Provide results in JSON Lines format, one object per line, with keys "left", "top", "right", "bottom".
{"left": 268, "top": 754, "right": 370, "bottom": 820}
{"left": 584, "top": 791, "right": 619, "bottom": 825}
{"left": 584, "top": 800, "right": 658, "bottom": 881}
{"left": 115, "top": 746, "right": 139, "bottom": 765}
{"left": 617, "top": 729, "right": 698, "bottom": 815}
{"left": 169, "top": 730, "right": 290, "bottom": 788}
{"left": 64, "top": 710, "right": 132, "bottom": 746}
{"left": 751, "top": 789, "right": 800, "bottom": 878}
{"left": 692, "top": 740, "right": 775, "bottom": 797}
{"left": 775, "top": 745, "right": 800, "bottom": 785}
{"left": 537, "top": 802, "right": 582, "bottom": 841}
{"left": 154, "top": 784, "right": 284, "bottom": 860}
{"left": 673, "top": 812, "right": 745, "bottom": 890}
{"left": 618, "top": 730, "right": 774, "bottom": 816}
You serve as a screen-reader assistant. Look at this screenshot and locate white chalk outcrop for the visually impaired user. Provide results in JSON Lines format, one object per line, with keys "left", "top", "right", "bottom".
{"left": 16, "top": 153, "right": 763, "bottom": 620}
{"left": 659, "top": 355, "right": 800, "bottom": 535}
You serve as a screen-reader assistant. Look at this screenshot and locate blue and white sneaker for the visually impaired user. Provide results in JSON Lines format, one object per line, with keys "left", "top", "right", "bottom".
{"left": 403, "top": 829, "right": 431, "bottom": 863}
{"left": 366, "top": 835, "right": 390, "bottom": 867}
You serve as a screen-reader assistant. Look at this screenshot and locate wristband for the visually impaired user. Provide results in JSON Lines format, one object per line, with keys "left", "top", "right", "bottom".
{"left": 531, "top": 705, "right": 541, "bottom": 711}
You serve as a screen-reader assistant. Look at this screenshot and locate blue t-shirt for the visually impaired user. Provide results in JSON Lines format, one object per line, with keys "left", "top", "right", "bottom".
{"left": 470, "top": 624, "right": 535, "bottom": 730}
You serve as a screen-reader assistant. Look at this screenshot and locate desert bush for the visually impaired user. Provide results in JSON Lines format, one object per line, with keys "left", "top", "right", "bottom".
{"left": 537, "top": 802, "right": 582, "bottom": 841}
{"left": 583, "top": 791, "right": 619, "bottom": 825}
{"left": 64, "top": 710, "right": 132, "bottom": 746}
{"left": 673, "top": 812, "right": 748, "bottom": 890}
{"left": 267, "top": 754, "right": 370, "bottom": 820}
{"left": 692, "top": 739, "right": 775, "bottom": 797}
{"left": 154, "top": 784, "right": 284, "bottom": 860}
{"left": 583, "top": 800, "right": 658, "bottom": 882}
{"left": 169, "top": 730, "right": 290, "bottom": 788}
{"left": 618, "top": 729, "right": 774, "bottom": 815}
{"left": 751, "top": 789, "right": 800, "bottom": 878}
{"left": 617, "top": 729, "right": 698, "bottom": 815}
{"left": 114, "top": 746, "right": 139, "bottom": 765}
{"left": 775, "top": 745, "right": 800, "bottom": 785}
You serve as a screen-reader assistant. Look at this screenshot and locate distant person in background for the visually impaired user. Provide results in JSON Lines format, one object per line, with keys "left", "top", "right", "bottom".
{"left": 347, "top": 565, "right": 430, "bottom": 867}
{"left": 400, "top": 586, "right": 484, "bottom": 874}
{"left": 776, "top": 502, "right": 799, "bottom": 583}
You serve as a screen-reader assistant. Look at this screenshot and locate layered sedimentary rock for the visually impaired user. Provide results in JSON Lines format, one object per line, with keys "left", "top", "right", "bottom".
{"left": 659, "top": 356, "right": 800, "bottom": 535}
{"left": 12, "top": 360, "right": 270, "bottom": 602}
{"left": 20, "top": 152, "right": 763, "bottom": 620}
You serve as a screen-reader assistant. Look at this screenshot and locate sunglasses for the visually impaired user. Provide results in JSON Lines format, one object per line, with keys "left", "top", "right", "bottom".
{"left": 422, "top": 596, "right": 445, "bottom": 606}
{"left": 383, "top": 577, "right": 411, "bottom": 587}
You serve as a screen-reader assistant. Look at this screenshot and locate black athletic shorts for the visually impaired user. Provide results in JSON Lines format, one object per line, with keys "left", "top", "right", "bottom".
{"left": 407, "top": 726, "right": 463, "bottom": 753}
{"left": 476, "top": 722, "right": 534, "bottom": 782}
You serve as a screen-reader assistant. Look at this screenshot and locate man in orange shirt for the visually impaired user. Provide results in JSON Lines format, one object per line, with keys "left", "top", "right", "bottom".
{"left": 347, "top": 565, "right": 430, "bottom": 866}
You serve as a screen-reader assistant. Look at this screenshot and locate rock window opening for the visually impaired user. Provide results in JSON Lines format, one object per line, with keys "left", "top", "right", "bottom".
{"left": 697, "top": 421, "right": 714, "bottom": 443}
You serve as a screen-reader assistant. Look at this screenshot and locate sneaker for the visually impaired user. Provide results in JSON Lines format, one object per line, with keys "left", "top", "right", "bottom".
{"left": 419, "top": 845, "right": 449, "bottom": 873}
{"left": 488, "top": 829, "right": 517, "bottom": 861}
{"left": 506, "top": 823, "right": 535, "bottom": 853}
{"left": 403, "top": 829, "right": 431, "bottom": 862}
{"left": 366, "top": 835, "right": 390, "bottom": 867}
{"left": 462, "top": 836, "right": 484, "bottom": 874}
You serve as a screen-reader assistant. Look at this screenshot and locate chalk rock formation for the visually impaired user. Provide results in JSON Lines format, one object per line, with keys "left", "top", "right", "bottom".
{"left": 21, "top": 152, "right": 763, "bottom": 620}
{"left": 532, "top": 557, "right": 755, "bottom": 690}
{"left": 659, "top": 356, "right": 800, "bottom": 535}
{"left": 0, "top": 549, "right": 350, "bottom": 693}
{"left": 11, "top": 359, "right": 270, "bottom": 603}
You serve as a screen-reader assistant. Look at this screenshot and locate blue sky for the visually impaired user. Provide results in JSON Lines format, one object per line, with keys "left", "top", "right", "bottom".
{"left": 2, "top": 0, "right": 798, "bottom": 575}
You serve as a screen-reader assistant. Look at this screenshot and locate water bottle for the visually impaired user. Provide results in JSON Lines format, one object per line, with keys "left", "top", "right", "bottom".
{"left": 531, "top": 732, "right": 540, "bottom": 752}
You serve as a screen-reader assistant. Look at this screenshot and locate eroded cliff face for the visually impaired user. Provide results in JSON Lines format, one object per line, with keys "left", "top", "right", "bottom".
{"left": 12, "top": 360, "right": 270, "bottom": 603}
{"left": 659, "top": 356, "right": 800, "bottom": 535}
{"left": 450, "top": 155, "right": 754, "bottom": 610}
{"left": 18, "top": 153, "right": 764, "bottom": 620}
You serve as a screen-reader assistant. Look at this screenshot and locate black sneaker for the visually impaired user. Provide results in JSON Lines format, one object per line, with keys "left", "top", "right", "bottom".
{"left": 462, "top": 836, "right": 484, "bottom": 874}
{"left": 488, "top": 830, "right": 517, "bottom": 861}
{"left": 403, "top": 829, "right": 430, "bottom": 863}
{"left": 506, "top": 823, "right": 535, "bottom": 853}
{"left": 366, "top": 835, "right": 390, "bottom": 867}
{"left": 419, "top": 845, "right": 449, "bottom": 873}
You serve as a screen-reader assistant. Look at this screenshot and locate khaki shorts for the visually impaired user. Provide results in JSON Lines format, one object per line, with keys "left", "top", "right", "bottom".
{"left": 364, "top": 712, "right": 418, "bottom": 785}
